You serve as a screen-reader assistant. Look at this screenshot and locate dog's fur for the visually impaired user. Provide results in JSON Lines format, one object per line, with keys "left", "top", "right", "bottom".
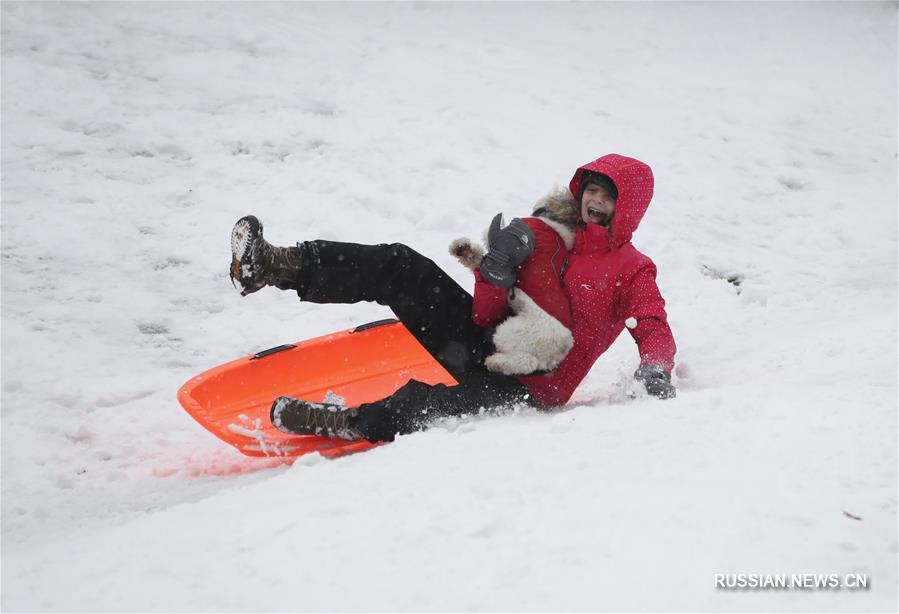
{"left": 484, "top": 290, "right": 573, "bottom": 375}
{"left": 449, "top": 188, "right": 580, "bottom": 376}
{"left": 529, "top": 187, "right": 580, "bottom": 248}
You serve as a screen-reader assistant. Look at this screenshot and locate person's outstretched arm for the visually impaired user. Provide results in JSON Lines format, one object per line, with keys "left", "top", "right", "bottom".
{"left": 621, "top": 262, "right": 677, "bottom": 398}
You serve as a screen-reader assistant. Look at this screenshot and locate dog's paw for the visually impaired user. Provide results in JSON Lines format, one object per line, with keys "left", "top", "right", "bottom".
{"left": 449, "top": 237, "right": 485, "bottom": 270}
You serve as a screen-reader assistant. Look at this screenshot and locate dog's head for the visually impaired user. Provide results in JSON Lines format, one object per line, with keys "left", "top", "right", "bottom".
{"left": 532, "top": 187, "right": 580, "bottom": 228}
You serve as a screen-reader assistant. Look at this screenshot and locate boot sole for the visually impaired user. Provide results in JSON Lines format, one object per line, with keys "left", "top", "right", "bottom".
{"left": 230, "top": 215, "right": 263, "bottom": 294}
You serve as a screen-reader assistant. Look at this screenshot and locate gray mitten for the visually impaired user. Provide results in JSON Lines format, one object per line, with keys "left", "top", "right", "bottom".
{"left": 634, "top": 364, "right": 677, "bottom": 399}
{"left": 480, "top": 213, "right": 536, "bottom": 288}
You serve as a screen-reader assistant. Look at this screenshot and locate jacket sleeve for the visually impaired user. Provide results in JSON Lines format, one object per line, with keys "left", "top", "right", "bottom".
{"left": 621, "top": 262, "right": 676, "bottom": 373}
{"left": 471, "top": 269, "right": 510, "bottom": 328}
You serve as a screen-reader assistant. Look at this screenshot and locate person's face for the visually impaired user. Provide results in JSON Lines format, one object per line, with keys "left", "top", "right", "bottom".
{"left": 581, "top": 183, "right": 617, "bottom": 226}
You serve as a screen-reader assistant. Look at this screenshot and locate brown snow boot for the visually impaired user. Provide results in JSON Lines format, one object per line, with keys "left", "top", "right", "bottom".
{"left": 270, "top": 396, "right": 365, "bottom": 441}
{"left": 230, "top": 215, "right": 302, "bottom": 295}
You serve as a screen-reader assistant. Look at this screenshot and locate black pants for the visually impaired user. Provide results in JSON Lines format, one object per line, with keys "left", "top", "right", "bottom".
{"left": 296, "top": 241, "right": 531, "bottom": 441}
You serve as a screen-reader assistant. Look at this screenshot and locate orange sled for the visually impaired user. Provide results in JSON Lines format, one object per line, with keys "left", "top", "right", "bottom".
{"left": 177, "top": 319, "right": 456, "bottom": 459}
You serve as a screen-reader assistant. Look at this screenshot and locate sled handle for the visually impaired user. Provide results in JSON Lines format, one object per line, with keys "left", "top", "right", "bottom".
{"left": 250, "top": 344, "right": 297, "bottom": 360}
{"left": 350, "top": 318, "right": 399, "bottom": 333}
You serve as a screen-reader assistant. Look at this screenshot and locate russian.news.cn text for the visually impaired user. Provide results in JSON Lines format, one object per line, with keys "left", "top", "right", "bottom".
{"left": 715, "top": 573, "right": 869, "bottom": 591}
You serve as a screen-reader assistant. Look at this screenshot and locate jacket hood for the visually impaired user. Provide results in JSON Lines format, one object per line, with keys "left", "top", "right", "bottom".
{"left": 569, "top": 154, "right": 654, "bottom": 246}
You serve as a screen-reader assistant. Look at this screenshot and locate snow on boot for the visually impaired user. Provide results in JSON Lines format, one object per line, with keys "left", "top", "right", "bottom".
{"left": 270, "top": 396, "right": 365, "bottom": 441}
{"left": 230, "top": 215, "right": 303, "bottom": 296}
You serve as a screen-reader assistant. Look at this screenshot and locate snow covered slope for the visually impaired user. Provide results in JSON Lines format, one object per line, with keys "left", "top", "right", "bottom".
{"left": 2, "top": 2, "right": 896, "bottom": 611}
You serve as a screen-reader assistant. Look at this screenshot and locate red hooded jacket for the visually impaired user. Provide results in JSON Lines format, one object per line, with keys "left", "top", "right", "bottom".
{"left": 471, "top": 154, "right": 677, "bottom": 407}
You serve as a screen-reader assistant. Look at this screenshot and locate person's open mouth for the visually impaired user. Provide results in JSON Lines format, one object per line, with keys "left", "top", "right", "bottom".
{"left": 587, "top": 207, "right": 609, "bottom": 225}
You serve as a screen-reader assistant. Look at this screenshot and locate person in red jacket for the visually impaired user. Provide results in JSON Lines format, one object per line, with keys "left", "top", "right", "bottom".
{"left": 230, "top": 154, "right": 676, "bottom": 442}
{"left": 482, "top": 154, "right": 677, "bottom": 407}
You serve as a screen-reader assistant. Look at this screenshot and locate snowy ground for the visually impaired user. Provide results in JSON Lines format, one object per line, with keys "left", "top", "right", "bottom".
{"left": 1, "top": 2, "right": 896, "bottom": 612}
